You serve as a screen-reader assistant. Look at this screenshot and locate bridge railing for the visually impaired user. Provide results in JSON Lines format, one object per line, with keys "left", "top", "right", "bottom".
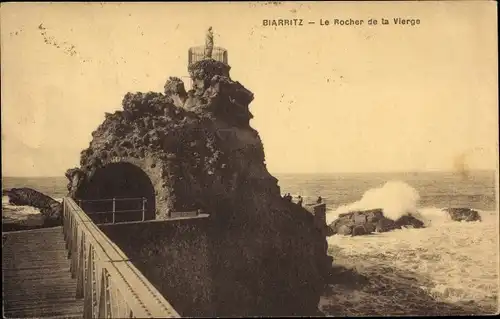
{"left": 76, "top": 197, "right": 148, "bottom": 225}
{"left": 62, "top": 197, "right": 180, "bottom": 318}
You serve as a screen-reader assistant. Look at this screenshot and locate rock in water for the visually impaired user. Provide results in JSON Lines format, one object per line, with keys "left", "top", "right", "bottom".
{"left": 337, "top": 224, "right": 353, "bottom": 236}
{"left": 394, "top": 214, "right": 425, "bottom": 229}
{"left": 375, "top": 217, "right": 396, "bottom": 233}
{"left": 328, "top": 208, "right": 425, "bottom": 236}
{"left": 444, "top": 207, "right": 481, "bottom": 222}
{"left": 65, "top": 59, "right": 330, "bottom": 316}
{"left": 2, "top": 188, "right": 62, "bottom": 227}
{"left": 351, "top": 225, "right": 369, "bottom": 236}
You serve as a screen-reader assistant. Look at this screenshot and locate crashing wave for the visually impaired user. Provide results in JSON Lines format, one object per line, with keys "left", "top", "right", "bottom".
{"left": 326, "top": 181, "right": 484, "bottom": 234}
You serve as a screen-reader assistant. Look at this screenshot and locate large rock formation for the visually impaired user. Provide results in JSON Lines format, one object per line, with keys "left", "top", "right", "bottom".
{"left": 328, "top": 209, "right": 425, "bottom": 236}
{"left": 65, "top": 59, "right": 331, "bottom": 316}
{"left": 2, "top": 188, "right": 62, "bottom": 227}
{"left": 444, "top": 207, "right": 482, "bottom": 222}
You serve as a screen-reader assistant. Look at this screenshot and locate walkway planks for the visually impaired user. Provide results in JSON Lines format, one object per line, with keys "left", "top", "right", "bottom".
{"left": 2, "top": 227, "right": 84, "bottom": 319}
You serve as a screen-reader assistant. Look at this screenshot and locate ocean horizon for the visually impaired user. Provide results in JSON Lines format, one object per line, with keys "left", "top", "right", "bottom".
{"left": 3, "top": 168, "right": 497, "bottom": 177}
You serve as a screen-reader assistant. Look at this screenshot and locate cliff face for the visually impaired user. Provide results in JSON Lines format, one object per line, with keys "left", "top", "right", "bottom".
{"left": 66, "top": 59, "right": 331, "bottom": 316}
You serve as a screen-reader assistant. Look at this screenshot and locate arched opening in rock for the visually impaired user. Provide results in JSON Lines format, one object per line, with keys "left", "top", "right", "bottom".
{"left": 76, "top": 162, "right": 156, "bottom": 223}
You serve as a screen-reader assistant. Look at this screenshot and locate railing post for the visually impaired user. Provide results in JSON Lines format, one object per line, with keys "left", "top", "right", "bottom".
{"left": 62, "top": 198, "right": 66, "bottom": 235}
{"left": 91, "top": 254, "right": 98, "bottom": 318}
{"left": 98, "top": 271, "right": 106, "bottom": 318}
{"left": 142, "top": 198, "right": 146, "bottom": 221}
{"left": 68, "top": 215, "right": 73, "bottom": 259}
{"left": 71, "top": 226, "right": 78, "bottom": 278}
{"left": 84, "top": 245, "right": 93, "bottom": 319}
{"left": 112, "top": 198, "right": 116, "bottom": 224}
{"left": 97, "top": 269, "right": 112, "bottom": 318}
{"left": 63, "top": 199, "right": 68, "bottom": 246}
{"left": 76, "top": 232, "right": 85, "bottom": 298}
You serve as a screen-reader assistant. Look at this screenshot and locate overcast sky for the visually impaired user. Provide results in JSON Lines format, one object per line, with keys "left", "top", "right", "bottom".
{"left": 1, "top": 1, "right": 498, "bottom": 177}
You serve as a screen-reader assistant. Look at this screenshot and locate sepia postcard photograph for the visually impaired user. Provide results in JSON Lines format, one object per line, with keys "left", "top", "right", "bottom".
{"left": 1, "top": 1, "right": 498, "bottom": 318}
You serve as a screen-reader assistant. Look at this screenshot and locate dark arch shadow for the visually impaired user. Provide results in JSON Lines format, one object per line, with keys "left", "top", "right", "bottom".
{"left": 76, "top": 162, "right": 156, "bottom": 223}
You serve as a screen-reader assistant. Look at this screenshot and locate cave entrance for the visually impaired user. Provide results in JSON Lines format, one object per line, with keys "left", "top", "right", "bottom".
{"left": 76, "top": 162, "right": 156, "bottom": 224}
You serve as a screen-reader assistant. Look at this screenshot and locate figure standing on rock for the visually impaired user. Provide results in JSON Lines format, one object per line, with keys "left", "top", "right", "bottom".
{"left": 205, "top": 26, "right": 214, "bottom": 59}
{"left": 283, "top": 193, "right": 292, "bottom": 202}
{"left": 297, "top": 195, "right": 303, "bottom": 207}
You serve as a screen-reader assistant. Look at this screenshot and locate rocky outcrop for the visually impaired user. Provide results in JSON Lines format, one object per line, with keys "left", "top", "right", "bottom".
{"left": 2, "top": 188, "right": 62, "bottom": 227}
{"left": 444, "top": 208, "right": 481, "bottom": 222}
{"left": 303, "top": 203, "right": 331, "bottom": 236}
{"left": 328, "top": 209, "right": 425, "bottom": 236}
{"left": 65, "top": 58, "right": 331, "bottom": 316}
{"left": 65, "top": 168, "right": 85, "bottom": 198}
{"left": 164, "top": 77, "right": 188, "bottom": 108}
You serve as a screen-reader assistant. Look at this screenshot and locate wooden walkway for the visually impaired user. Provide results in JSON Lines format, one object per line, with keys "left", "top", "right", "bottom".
{"left": 2, "top": 226, "right": 84, "bottom": 319}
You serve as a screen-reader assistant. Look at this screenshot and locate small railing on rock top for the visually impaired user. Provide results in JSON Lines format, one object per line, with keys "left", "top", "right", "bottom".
{"left": 188, "top": 45, "right": 228, "bottom": 65}
{"left": 76, "top": 197, "right": 148, "bottom": 225}
{"left": 62, "top": 197, "right": 180, "bottom": 318}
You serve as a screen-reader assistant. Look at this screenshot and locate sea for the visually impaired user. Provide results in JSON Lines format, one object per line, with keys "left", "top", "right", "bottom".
{"left": 2, "top": 170, "right": 499, "bottom": 315}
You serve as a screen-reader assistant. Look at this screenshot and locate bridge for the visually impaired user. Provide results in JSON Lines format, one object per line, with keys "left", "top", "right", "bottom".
{"left": 2, "top": 197, "right": 181, "bottom": 318}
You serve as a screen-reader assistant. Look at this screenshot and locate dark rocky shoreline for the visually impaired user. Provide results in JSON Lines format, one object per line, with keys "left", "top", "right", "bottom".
{"left": 2, "top": 188, "right": 63, "bottom": 232}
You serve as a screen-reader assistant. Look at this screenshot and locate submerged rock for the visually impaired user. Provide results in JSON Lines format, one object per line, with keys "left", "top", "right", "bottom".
{"left": 394, "top": 214, "right": 425, "bottom": 229}
{"left": 444, "top": 207, "right": 481, "bottom": 222}
{"left": 329, "top": 208, "right": 425, "bottom": 236}
{"left": 352, "top": 224, "right": 370, "bottom": 236}
{"left": 2, "top": 188, "right": 62, "bottom": 227}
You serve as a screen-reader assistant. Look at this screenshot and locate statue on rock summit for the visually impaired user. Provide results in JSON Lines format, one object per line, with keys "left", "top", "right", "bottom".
{"left": 205, "top": 26, "right": 214, "bottom": 59}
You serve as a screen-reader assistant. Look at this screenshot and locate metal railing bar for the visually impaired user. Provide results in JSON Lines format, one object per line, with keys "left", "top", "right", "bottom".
{"left": 86, "top": 209, "right": 145, "bottom": 215}
{"left": 77, "top": 197, "right": 147, "bottom": 203}
{"left": 77, "top": 197, "right": 148, "bottom": 224}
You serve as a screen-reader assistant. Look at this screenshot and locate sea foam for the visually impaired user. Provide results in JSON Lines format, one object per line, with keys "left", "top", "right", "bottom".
{"left": 326, "top": 181, "right": 420, "bottom": 224}
{"left": 325, "top": 181, "right": 486, "bottom": 226}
